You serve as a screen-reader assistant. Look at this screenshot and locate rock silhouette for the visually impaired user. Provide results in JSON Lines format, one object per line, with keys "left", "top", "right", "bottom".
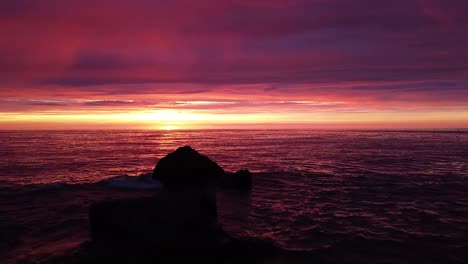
{"left": 220, "top": 169, "right": 253, "bottom": 191}
{"left": 152, "top": 145, "right": 225, "bottom": 190}
{"left": 87, "top": 146, "right": 281, "bottom": 263}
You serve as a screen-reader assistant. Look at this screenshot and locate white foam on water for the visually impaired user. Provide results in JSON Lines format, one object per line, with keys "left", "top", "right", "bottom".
{"left": 101, "top": 173, "right": 161, "bottom": 190}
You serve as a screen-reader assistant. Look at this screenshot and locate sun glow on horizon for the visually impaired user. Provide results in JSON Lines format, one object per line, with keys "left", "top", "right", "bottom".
{"left": 160, "top": 124, "right": 178, "bottom": 130}
{"left": 1, "top": 107, "right": 468, "bottom": 130}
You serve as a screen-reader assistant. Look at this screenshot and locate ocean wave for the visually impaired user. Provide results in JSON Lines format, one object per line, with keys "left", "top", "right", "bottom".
{"left": 0, "top": 182, "right": 70, "bottom": 194}
{"left": 0, "top": 173, "right": 161, "bottom": 194}
{"left": 98, "top": 173, "right": 161, "bottom": 190}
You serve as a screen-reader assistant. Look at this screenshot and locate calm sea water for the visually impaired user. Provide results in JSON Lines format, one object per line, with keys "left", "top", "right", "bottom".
{"left": 1, "top": 130, "right": 467, "bottom": 185}
{"left": 1, "top": 130, "right": 468, "bottom": 263}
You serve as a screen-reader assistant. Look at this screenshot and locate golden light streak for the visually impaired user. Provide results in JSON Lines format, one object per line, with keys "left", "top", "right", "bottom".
{"left": 1, "top": 109, "right": 468, "bottom": 130}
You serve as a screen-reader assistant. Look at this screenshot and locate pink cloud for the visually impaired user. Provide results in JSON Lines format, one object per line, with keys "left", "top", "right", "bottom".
{"left": 0, "top": 0, "right": 467, "bottom": 128}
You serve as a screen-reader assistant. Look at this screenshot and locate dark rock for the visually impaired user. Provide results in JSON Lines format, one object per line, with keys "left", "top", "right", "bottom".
{"left": 89, "top": 190, "right": 219, "bottom": 249}
{"left": 87, "top": 146, "right": 283, "bottom": 263}
{"left": 88, "top": 194, "right": 284, "bottom": 262}
{"left": 220, "top": 169, "right": 253, "bottom": 191}
{"left": 90, "top": 146, "right": 222, "bottom": 250}
{"left": 89, "top": 197, "right": 155, "bottom": 244}
{"left": 152, "top": 146, "right": 224, "bottom": 190}
{"left": 52, "top": 234, "right": 290, "bottom": 264}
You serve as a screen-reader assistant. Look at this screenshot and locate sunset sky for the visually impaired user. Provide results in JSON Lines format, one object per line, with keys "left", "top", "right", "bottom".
{"left": 1, "top": 0, "right": 467, "bottom": 130}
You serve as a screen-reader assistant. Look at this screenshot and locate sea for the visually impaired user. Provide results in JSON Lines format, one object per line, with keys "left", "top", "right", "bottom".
{"left": 1, "top": 130, "right": 468, "bottom": 263}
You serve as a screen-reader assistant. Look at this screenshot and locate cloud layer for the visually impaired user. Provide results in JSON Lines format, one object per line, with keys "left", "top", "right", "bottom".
{"left": 1, "top": 0, "right": 467, "bottom": 128}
